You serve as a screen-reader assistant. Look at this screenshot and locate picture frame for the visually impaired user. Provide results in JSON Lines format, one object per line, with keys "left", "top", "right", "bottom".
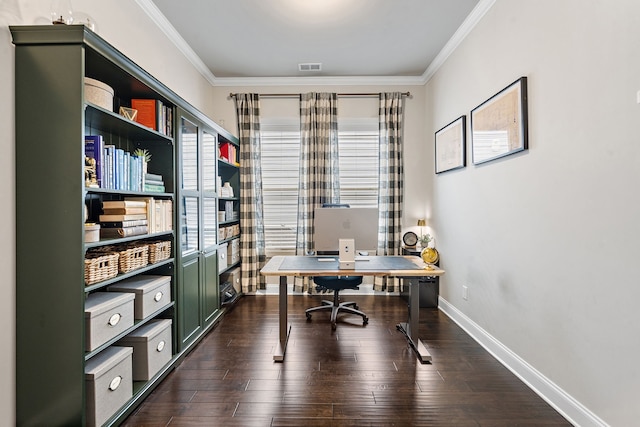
{"left": 435, "top": 115, "right": 466, "bottom": 174}
{"left": 471, "top": 76, "right": 528, "bottom": 165}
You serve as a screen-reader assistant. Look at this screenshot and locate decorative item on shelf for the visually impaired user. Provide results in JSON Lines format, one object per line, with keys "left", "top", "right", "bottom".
{"left": 417, "top": 218, "right": 432, "bottom": 248}
{"left": 220, "top": 182, "right": 233, "bottom": 198}
{"left": 73, "top": 11, "right": 97, "bottom": 32}
{"left": 84, "top": 77, "right": 114, "bottom": 111}
{"left": 119, "top": 106, "right": 138, "bottom": 121}
{"left": 50, "top": 0, "right": 73, "bottom": 25}
{"left": 84, "top": 155, "right": 98, "bottom": 188}
{"left": 84, "top": 223, "right": 100, "bottom": 243}
{"left": 133, "top": 148, "right": 151, "bottom": 188}
{"left": 421, "top": 247, "right": 439, "bottom": 266}
{"left": 402, "top": 231, "right": 418, "bottom": 248}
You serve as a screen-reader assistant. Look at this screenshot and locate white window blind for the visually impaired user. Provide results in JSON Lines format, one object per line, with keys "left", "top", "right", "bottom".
{"left": 261, "top": 119, "right": 301, "bottom": 255}
{"left": 338, "top": 119, "right": 379, "bottom": 208}
{"left": 260, "top": 117, "right": 379, "bottom": 256}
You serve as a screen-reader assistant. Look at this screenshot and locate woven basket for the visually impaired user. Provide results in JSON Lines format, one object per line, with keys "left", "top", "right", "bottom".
{"left": 148, "top": 240, "right": 171, "bottom": 264}
{"left": 115, "top": 244, "right": 149, "bottom": 273}
{"left": 84, "top": 252, "right": 119, "bottom": 285}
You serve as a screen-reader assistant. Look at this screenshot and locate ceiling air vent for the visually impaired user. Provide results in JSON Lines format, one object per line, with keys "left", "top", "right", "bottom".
{"left": 298, "top": 63, "right": 322, "bottom": 72}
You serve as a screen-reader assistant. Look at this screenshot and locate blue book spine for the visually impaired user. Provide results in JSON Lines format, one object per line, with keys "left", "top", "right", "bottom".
{"left": 124, "top": 151, "right": 130, "bottom": 191}
{"left": 105, "top": 145, "right": 114, "bottom": 189}
{"left": 115, "top": 148, "right": 124, "bottom": 190}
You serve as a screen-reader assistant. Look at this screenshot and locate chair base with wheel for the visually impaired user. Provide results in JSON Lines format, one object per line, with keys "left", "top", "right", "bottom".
{"left": 305, "top": 276, "right": 368, "bottom": 330}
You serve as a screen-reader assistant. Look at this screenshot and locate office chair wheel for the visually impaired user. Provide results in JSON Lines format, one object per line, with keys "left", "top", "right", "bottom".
{"left": 306, "top": 312, "right": 312, "bottom": 321}
{"left": 363, "top": 317, "right": 369, "bottom": 325}
{"left": 331, "top": 322, "right": 337, "bottom": 331}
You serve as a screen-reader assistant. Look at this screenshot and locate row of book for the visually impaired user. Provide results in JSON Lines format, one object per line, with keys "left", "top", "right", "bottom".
{"left": 219, "top": 142, "right": 238, "bottom": 165}
{"left": 85, "top": 135, "right": 166, "bottom": 193}
{"left": 131, "top": 98, "right": 173, "bottom": 137}
{"left": 98, "top": 198, "right": 173, "bottom": 238}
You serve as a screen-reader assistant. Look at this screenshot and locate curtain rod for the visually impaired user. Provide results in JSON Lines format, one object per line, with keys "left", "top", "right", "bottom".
{"left": 229, "top": 92, "right": 410, "bottom": 99}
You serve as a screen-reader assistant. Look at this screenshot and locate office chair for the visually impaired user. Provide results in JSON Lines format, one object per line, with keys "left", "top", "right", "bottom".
{"left": 305, "top": 203, "right": 369, "bottom": 330}
{"left": 305, "top": 275, "right": 368, "bottom": 330}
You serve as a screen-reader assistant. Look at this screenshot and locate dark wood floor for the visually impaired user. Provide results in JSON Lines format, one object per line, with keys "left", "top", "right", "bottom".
{"left": 121, "top": 295, "right": 571, "bottom": 426}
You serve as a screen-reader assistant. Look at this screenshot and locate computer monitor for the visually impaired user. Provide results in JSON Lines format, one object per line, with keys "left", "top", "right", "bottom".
{"left": 313, "top": 207, "right": 379, "bottom": 254}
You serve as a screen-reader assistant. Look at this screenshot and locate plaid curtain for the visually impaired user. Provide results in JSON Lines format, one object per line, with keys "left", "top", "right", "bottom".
{"left": 294, "top": 92, "right": 340, "bottom": 292}
{"left": 374, "top": 92, "right": 405, "bottom": 292}
{"left": 234, "top": 94, "right": 266, "bottom": 292}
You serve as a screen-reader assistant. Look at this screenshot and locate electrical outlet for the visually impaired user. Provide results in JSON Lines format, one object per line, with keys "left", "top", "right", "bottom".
{"left": 462, "top": 285, "right": 469, "bottom": 300}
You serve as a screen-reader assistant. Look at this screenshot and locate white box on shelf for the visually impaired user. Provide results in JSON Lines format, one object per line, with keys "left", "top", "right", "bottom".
{"left": 85, "top": 292, "right": 135, "bottom": 351}
{"left": 228, "top": 239, "right": 240, "bottom": 265}
{"left": 84, "top": 77, "right": 114, "bottom": 111}
{"left": 107, "top": 275, "right": 171, "bottom": 320}
{"left": 218, "top": 243, "right": 228, "bottom": 271}
{"left": 117, "top": 319, "right": 172, "bottom": 381}
{"left": 85, "top": 346, "right": 133, "bottom": 427}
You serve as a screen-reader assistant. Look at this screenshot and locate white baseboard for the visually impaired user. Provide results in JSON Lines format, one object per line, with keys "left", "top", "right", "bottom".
{"left": 438, "top": 297, "right": 608, "bottom": 427}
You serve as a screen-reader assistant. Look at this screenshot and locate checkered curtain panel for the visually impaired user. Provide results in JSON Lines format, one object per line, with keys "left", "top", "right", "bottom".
{"left": 375, "top": 92, "right": 405, "bottom": 292}
{"left": 234, "top": 94, "right": 267, "bottom": 292}
{"left": 294, "top": 92, "right": 340, "bottom": 292}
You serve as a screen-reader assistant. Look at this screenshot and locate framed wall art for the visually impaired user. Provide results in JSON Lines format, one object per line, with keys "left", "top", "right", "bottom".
{"left": 435, "top": 115, "right": 466, "bottom": 174}
{"left": 471, "top": 76, "right": 528, "bottom": 165}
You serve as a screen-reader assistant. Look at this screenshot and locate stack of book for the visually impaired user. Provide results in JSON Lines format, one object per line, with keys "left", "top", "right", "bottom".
{"left": 144, "top": 172, "right": 165, "bottom": 193}
{"left": 99, "top": 200, "right": 149, "bottom": 238}
{"left": 131, "top": 98, "right": 173, "bottom": 137}
{"left": 124, "top": 197, "right": 173, "bottom": 234}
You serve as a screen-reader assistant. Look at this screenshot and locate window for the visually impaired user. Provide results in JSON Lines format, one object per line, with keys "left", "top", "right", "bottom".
{"left": 261, "top": 118, "right": 379, "bottom": 256}
{"left": 261, "top": 119, "right": 301, "bottom": 255}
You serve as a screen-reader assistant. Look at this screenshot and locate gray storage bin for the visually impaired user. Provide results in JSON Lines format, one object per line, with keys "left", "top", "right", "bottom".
{"left": 85, "top": 346, "right": 133, "bottom": 427}
{"left": 85, "top": 292, "right": 135, "bottom": 351}
{"left": 117, "top": 319, "right": 173, "bottom": 381}
{"left": 107, "top": 275, "right": 171, "bottom": 320}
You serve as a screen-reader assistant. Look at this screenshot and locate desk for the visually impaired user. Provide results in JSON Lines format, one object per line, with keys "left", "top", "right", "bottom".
{"left": 260, "top": 255, "right": 445, "bottom": 363}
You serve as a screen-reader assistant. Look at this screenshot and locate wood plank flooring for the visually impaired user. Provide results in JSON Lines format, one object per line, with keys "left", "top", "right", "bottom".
{"left": 121, "top": 295, "right": 571, "bottom": 426}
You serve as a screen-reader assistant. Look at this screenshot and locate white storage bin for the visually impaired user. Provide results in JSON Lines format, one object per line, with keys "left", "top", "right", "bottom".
{"left": 107, "top": 275, "right": 171, "bottom": 320}
{"left": 218, "top": 243, "right": 228, "bottom": 271}
{"left": 85, "top": 292, "right": 135, "bottom": 351}
{"left": 117, "top": 319, "right": 172, "bottom": 381}
{"left": 85, "top": 346, "right": 133, "bottom": 427}
{"left": 228, "top": 238, "right": 240, "bottom": 265}
{"left": 84, "top": 77, "right": 114, "bottom": 111}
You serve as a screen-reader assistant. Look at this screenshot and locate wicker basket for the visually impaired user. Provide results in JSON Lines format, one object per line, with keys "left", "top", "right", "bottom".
{"left": 148, "top": 240, "right": 171, "bottom": 264}
{"left": 84, "top": 252, "right": 119, "bottom": 285}
{"left": 115, "top": 244, "right": 149, "bottom": 273}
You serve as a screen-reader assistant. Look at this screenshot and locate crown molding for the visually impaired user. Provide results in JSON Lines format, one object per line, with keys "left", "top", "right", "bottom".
{"left": 137, "top": 0, "right": 494, "bottom": 88}
{"left": 422, "top": 0, "right": 496, "bottom": 84}
{"left": 135, "top": 0, "right": 217, "bottom": 86}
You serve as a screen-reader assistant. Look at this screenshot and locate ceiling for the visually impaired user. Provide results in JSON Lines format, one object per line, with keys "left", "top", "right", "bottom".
{"left": 148, "top": 0, "right": 484, "bottom": 84}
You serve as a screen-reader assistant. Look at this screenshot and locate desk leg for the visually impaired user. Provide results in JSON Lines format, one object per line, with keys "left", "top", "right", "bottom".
{"left": 274, "top": 275, "right": 291, "bottom": 362}
{"left": 397, "top": 277, "right": 432, "bottom": 363}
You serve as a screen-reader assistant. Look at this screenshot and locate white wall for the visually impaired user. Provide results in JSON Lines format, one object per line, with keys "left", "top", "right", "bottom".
{"left": 4, "top": 0, "right": 636, "bottom": 425}
{"left": 427, "top": 1, "right": 640, "bottom": 425}
{"left": 0, "top": 0, "right": 216, "bottom": 423}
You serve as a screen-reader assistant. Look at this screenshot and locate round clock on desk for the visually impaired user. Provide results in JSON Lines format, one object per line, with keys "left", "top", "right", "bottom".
{"left": 421, "top": 247, "right": 439, "bottom": 264}
{"left": 402, "top": 231, "right": 418, "bottom": 248}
